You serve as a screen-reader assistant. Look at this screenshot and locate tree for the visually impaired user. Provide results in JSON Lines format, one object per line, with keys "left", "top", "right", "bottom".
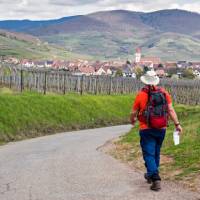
{"left": 158, "top": 63, "right": 164, "bottom": 68}
{"left": 166, "top": 67, "right": 178, "bottom": 77}
{"left": 135, "top": 66, "right": 144, "bottom": 79}
{"left": 143, "top": 66, "right": 149, "bottom": 73}
{"left": 171, "top": 74, "right": 179, "bottom": 80}
{"left": 126, "top": 60, "right": 131, "bottom": 65}
{"left": 183, "top": 68, "right": 195, "bottom": 79}
{"left": 115, "top": 69, "right": 123, "bottom": 77}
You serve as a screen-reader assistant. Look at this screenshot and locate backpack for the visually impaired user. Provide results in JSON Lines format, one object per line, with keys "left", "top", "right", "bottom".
{"left": 138, "top": 86, "right": 168, "bottom": 129}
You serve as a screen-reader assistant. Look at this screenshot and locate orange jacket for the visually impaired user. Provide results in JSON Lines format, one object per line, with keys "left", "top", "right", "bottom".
{"left": 132, "top": 86, "right": 172, "bottom": 129}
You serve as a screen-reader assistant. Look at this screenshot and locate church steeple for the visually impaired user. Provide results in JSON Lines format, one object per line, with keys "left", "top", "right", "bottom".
{"left": 135, "top": 47, "right": 141, "bottom": 63}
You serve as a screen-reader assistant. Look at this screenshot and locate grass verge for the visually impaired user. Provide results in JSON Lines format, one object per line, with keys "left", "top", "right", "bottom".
{"left": 0, "top": 88, "right": 134, "bottom": 143}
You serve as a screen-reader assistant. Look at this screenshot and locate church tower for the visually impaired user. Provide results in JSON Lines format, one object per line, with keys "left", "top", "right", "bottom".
{"left": 135, "top": 47, "right": 141, "bottom": 63}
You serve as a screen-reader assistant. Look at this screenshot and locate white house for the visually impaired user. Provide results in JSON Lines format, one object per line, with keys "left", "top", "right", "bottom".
{"left": 45, "top": 61, "right": 54, "bottom": 68}
{"left": 21, "top": 60, "right": 34, "bottom": 68}
{"left": 95, "top": 67, "right": 106, "bottom": 75}
{"left": 193, "top": 70, "right": 200, "bottom": 79}
{"left": 34, "top": 61, "right": 46, "bottom": 68}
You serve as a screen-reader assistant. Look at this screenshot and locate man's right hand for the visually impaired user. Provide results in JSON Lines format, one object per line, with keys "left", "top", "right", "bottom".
{"left": 176, "top": 124, "right": 183, "bottom": 134}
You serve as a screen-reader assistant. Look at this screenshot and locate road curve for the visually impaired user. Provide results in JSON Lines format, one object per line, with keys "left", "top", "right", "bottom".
{"left": 0, "top": 125, "right": 199, "bottom": 200}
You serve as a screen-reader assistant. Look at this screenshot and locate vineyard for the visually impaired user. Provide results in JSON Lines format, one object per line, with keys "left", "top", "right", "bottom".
{"left": 0, "top": 65, "right": 200, "bottom": 105}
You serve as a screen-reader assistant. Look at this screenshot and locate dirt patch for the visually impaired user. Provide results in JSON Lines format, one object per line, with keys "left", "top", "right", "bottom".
{"left": 160, "top": 155, "right": 174, "bottom": 164}
{"left": 192, "top": 175, "right": 200, "bottom": 193}
{"left": 178, "top": 174, "right": 200, "bottom": 193}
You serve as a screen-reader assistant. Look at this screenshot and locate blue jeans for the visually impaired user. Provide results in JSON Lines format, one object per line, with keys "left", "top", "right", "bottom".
{"left": 139, "top": 128, "right": 166, "bottom": 181}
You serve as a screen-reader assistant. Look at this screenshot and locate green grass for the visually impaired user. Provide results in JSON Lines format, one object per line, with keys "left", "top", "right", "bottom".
{"left": 119, "top": 104, "right": 200, "bottom": 179}
{"left": 0, "top": 89, "right": 134, "bottom": 143}
{"left": 0, "top": 34, "right": 89, "bottom": 60}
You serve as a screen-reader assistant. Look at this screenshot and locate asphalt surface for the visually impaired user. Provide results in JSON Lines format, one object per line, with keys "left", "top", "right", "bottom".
{"left": 0, "top": 125, "right": 199, "bottom": 200}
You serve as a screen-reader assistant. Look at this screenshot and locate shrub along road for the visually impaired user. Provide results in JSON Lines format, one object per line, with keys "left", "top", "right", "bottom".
{"left": 0, "top": 125, "right": 199, "bottom": 200}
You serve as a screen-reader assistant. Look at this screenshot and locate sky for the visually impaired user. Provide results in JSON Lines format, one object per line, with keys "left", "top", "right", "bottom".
{"left": 0, "top": 0, "right": 200, "bottom": 20}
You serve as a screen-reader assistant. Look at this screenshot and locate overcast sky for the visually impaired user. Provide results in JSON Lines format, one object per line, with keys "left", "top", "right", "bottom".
{"left": 0, "top": 0, "right": 200, "bottom": 20}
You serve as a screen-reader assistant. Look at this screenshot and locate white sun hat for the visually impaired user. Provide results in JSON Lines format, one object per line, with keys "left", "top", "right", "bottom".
{"left": 140, "top": 70, "right": 160, "bottom": 85}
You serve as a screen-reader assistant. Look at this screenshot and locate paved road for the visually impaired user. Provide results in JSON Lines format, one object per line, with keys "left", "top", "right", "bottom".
{"left": 0, "top": 125, "right": 199, "bottom": 200}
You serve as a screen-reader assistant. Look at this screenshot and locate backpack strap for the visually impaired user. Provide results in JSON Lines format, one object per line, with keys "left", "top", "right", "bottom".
{"left": 147, "top": 85, "right": 151, "bottom": 127}
{"left": 142, "top": 85, "right": 158, "bottom": 93}
{"left": 141, "top": 85, "right": 151, "bottom": 127}
{"left": 141, "top": 85, "right": 149, "bottom": 93}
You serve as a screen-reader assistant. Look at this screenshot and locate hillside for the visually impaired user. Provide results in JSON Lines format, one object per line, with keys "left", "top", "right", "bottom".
{"left": 0, "top": 16, "right": 79, "bottom": 32}
{"left": 140, "top": 33, "right": 200, "bottom": 61}
{"left": 40, "top": 29, "right": 200, "bottom": 61}
{"left": 141, "top": 9, "right": 200, "bottom": 36}
{"left": 1, "top": 9, "right": 200, "bottom": 36}
{"left": 33, "top": 9, "right": 200, "bottom": 61}
{"left": 0, "top": 29, "right": 39, "bottom": 43}
{"left": 0, "top": 9, "right": 200, "bottom": 61}
{"left": 0, "top": 30, "right": 89, "bottom": 60}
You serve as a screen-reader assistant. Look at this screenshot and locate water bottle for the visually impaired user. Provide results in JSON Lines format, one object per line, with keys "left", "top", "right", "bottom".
{"left": 173, "top": 130, "right": 180, "bottom": 145}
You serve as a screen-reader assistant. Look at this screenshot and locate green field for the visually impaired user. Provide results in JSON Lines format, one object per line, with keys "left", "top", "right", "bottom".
{"left": 117, "top": 104, "right": 200, "bottom": 186}
{"left": 0, "top": 34, "right": 90, "bottom": 60}
{"left": 0, "top": 88, "right": 133, "bottom": 144}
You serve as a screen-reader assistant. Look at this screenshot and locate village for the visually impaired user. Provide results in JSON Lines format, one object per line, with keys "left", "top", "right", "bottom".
{"left": 1, "top": 48, "right": 200, "bottom": 79}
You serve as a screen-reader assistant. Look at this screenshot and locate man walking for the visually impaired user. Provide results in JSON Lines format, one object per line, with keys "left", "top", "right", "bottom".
{"left": 130, "top": 70, "right": 182, "bottom": 191}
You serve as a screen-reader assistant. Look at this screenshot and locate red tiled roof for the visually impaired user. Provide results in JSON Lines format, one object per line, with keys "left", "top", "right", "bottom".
{"left": 164, "top": 62, "right": 177, "bottom": 68}
{"left": 78, "top": 66, "right": 95, "bottom": 74}
{"left": 102, "top": 65, "right": 111, "bottom": 72}
{"left": 136, "top": 47, "right": 141, "bottom": 53}
{"left": 140, "top": 57, "right": 161, "bottom": 64}
{"left": 191, "top": 62, "right": 200, "bottom": 65}
{"left": 21, "top": 59, "right": 32, "bottom": 64}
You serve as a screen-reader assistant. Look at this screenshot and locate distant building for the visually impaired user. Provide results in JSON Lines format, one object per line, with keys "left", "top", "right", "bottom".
{"left": 134, "top": 48, "right": 161, "bottom": 68}
{"left": 45, "top": 61, "right": 54, "bottom": 68}
{"left": 21, "top": 59, "right": 34, "bottom": 68}
{"left": 77, "top": 65, "right": 95, "bottom": 76}
{"left": 34, "top": 61, "right": 46, "bottom": 68}
{"left": 191, "top": 62, "right": 200, "bottom": 69}
{"left": 177, "top": 61, "right": 188, "bottom": 68}
{"left": 164, "top": 62, "right": 177, "bottom": 69}
{"left": 3, "top": 57, "right": 19, "bottom": 64}
{"left": 193, "top": 69, "right": 200, "bottom": 78}
{"left": 95, "top": 67, "right": 107, "bottom": 75}
{"left": 135, "top": 47, "right": 141, "bottom": 63}
{"left": 140, "top": 57, "right": 161, "bottom": 65}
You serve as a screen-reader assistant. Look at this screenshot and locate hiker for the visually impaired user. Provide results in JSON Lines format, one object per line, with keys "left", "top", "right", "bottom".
{"left": 130, "top": 70, "right": 182, "bottom": 191}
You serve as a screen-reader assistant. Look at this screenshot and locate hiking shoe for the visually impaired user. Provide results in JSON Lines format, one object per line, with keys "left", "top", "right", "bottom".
{"left": 150, "top": 180, "right": 161, "bottom": 191}
{"left": 144, "top": 173, "right": 152, "bottom": 184}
